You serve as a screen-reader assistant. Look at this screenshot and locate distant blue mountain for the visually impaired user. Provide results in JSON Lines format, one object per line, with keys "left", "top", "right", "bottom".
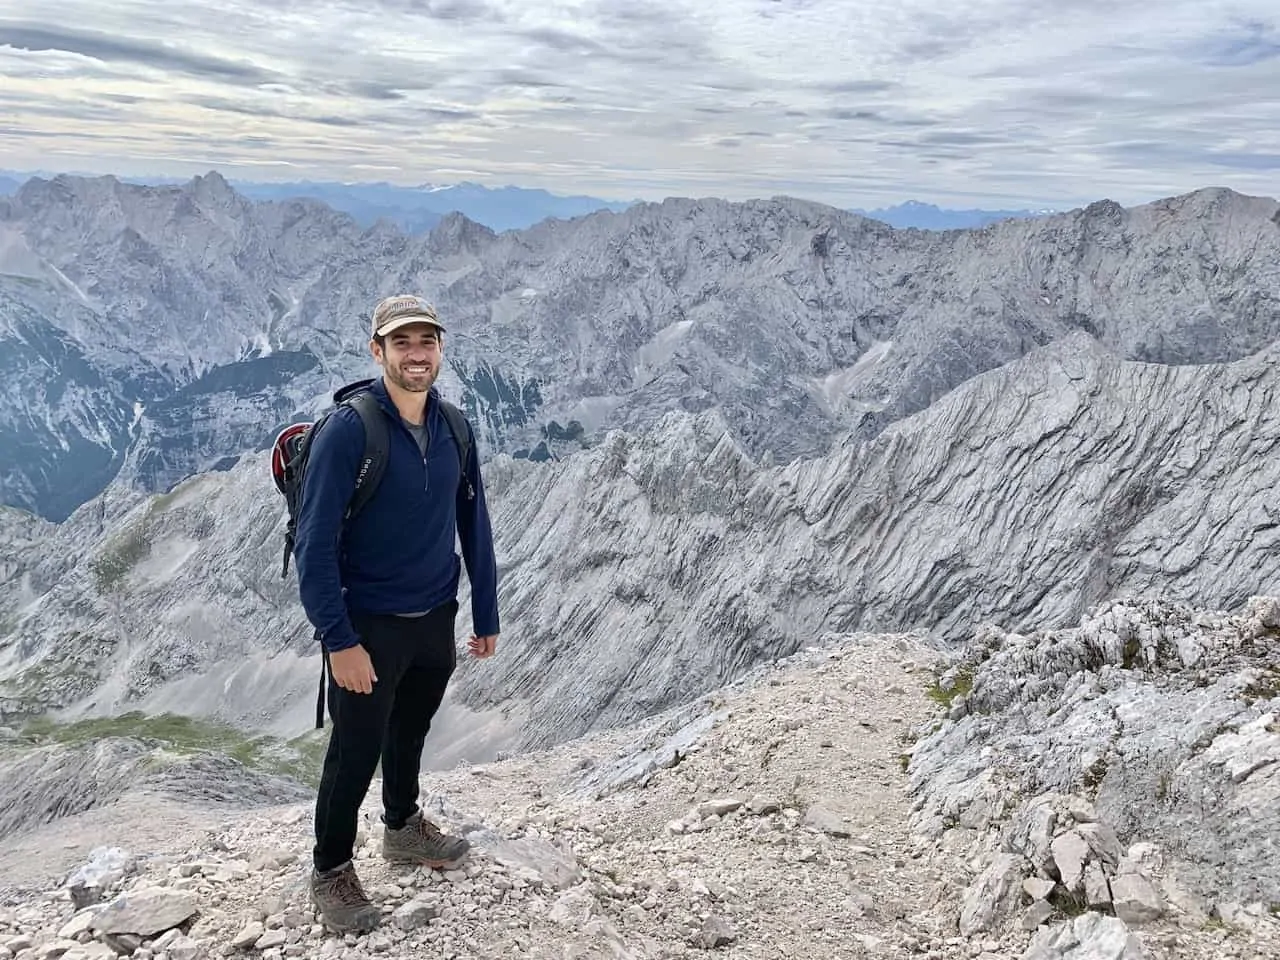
{"left": 0, "top": 168, "right": 1056, "bottom": 234}
{"left": 850, "top": 200, "right": 1055, "bottom": 230}
{"left": 225, "top": 179, "right": 638, "bottom": 233}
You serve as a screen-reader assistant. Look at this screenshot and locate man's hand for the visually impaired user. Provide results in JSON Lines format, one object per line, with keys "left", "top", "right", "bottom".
{"left": 468, "top": 634, "right": 498, "bottom": 659}
{"left": 329, "top": 644, "right": 378, "bottom": 693}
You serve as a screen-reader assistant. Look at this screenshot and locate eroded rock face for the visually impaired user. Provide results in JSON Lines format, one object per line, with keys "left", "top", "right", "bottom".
{"left": 908, "top": 596, "right": 1280, "bottom": 935}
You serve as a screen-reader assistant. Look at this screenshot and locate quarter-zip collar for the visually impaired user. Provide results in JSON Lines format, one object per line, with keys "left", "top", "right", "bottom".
{"left": 333, "top": 376, "right": 440, "bottom": 431}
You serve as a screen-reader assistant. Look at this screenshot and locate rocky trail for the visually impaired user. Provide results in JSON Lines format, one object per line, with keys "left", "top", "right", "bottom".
{"left": 2, "top": 607, "right": 1279, "bottom": 959}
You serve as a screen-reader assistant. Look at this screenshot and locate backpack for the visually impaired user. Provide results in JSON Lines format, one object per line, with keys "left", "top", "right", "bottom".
{"left": 270, "top": 379, "right": 474, "bottom": 581}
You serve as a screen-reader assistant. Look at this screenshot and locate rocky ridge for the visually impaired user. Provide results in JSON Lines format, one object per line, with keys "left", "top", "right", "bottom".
{"left": 906, "top": 595, "right": 1280, "bottom": 949}
{"left": 2, "top": 606, "right": 1278, "bottom": 959}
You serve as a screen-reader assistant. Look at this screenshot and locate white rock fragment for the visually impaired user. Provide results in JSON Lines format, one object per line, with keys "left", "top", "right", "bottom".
{"left": 548, "top": 888, "right": 598, "bottom": 928}
{"left": 1050, "top": 831, "right": 1090, "bottom": 895}
{"left": 1022, "top": 900, "right": 1055, "bottom": 930}
{"left": 696, "top": 798, "right": 744, "bottom": 818}
{"left": 90, "top": 887, "right": 198, "bottom": 938}
{"left": 691, "top": 914, "right": 737, "bottom": 949}
{"left": 392, "top": 896, "right": 441, "bottom": 931}
{"left": 254, "top": 928, "right": 288, "bottom": 950}
{"left": 1023, "top": 877, "right": 1057, "bottom": 901}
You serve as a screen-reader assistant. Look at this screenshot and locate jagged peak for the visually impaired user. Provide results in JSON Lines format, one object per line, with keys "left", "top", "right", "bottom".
{"left": 183, "top": 170, "right": 238, "bottom": 204}
{"left": 427, "top": 209, "right": 497, "bottom": 249}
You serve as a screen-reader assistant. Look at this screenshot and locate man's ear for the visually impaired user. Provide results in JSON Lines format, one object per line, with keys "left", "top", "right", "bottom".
{"left": 369, "top": 338, "right": 383, "bottom": 363}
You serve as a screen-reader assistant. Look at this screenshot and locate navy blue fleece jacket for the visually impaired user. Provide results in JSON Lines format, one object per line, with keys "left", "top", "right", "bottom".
{"left": 292, "top": 378, "right": 500, "bottom": 652}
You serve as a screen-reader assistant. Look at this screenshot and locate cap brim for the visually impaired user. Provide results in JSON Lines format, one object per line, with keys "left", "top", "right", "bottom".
{"left": 375, "top": 314, "right": 446, "bottom": 336}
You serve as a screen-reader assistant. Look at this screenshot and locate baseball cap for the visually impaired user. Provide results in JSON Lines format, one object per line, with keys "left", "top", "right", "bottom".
{"left": 370, "top": 294, "right": 446, "bottom": 338}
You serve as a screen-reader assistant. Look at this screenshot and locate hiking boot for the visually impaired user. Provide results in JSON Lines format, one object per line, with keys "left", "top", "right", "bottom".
{"left": 382, "top": 810, "right": 470, "bottom": 867}
{"left": 310, "top": 861, "right": 381, "bottom": 934}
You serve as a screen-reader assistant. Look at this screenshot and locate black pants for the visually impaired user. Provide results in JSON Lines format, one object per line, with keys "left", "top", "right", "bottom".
{"left": 312, "top": 600, "right": 457, "bottom": 872}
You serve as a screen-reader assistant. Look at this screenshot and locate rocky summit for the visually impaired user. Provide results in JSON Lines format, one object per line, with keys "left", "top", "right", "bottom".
{"left": 1, "top": 600, "right": 1277, "bottom": 960}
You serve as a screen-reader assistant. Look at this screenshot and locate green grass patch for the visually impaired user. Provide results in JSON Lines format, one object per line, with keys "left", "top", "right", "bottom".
{"left": 1122, "top": 636, "right": 1142, "bottom": 669}
{"left": 89, "top": 522, "right": 153, "bottom": 592}
{"left": 1048, "top": 888, "right": 1088, "bottom": 918}
{"left": 148, "top": 487, "right": 182, "bottom": 514}
{"left": 21, "top": 711, "right": 327, "bottom": 787}
{"left": 1081, "top": 754, "right": 1110, "bottom": 795}
{"left": 926, "top": 667, "right": 974, "bottom": 708}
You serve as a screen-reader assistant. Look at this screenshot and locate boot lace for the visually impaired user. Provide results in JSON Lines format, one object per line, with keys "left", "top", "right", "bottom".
{"left": 321, "top": 867, "right": 370, "bottom": 908}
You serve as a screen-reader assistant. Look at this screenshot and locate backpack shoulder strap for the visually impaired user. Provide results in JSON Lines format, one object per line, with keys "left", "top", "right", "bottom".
{"left": 343, "top": 390, "right": 390, "bottom": 519}
{"left": 438, "top": 398, "right": 475, "bottom": 501}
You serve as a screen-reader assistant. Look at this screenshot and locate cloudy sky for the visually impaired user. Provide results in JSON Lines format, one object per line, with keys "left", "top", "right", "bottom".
{"left": 1, "top": 0, "right": 1277, "bottom": 209}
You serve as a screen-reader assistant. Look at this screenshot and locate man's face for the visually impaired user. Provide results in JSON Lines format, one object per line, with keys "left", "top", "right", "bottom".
{"left": 372, "top": 323, "right": 442, "bottom": 393}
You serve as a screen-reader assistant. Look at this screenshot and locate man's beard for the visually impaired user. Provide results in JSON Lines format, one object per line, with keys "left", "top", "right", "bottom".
{"left": 387, "top": 361, "right": 437, "bottom": 393}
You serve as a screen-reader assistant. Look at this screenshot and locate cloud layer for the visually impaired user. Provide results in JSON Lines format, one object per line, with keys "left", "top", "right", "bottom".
{"left": 1, "top": 0, "right": 1277, "bottom": 208}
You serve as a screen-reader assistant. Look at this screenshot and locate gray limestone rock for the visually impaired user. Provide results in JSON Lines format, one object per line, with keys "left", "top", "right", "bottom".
{"left": 1024, "top": 878, "right": 1057, "bottom": 901}
{"left": 7, "top": 184, "right": 1280, "bottom": 898}
{"left": 1076, "top": 822, "right": 1124, "bottom": 869}
{"left": 1109, "top": 874, "right": 1165, "bottom": 926}
{"left": 801, "top": 804, "right": 851, "bottom": 837}
{"left": 909, "top": 597, "right": 1280, "bottom": 913}
{"left": 548, "top": 888, "right": 598, "bottom": 928}
{"left": 697, "top": 798, "right": 745, "bottom": 819}
{"left": 89, "top": 886, "right": 198, "bottom": 937}
{"left": 6, "top": 179, "right": 1279, "bottom": 525}
{"left": 691, "top": 914, "right": 737, "bottom": 949}
{"left": 391, "top": 896, "right": 442, "bottom": 931}
{"left": 960, "top": 853, "right": 1028, "bottom": 936}
{"left": 1022, "top": 913, "right": 1148, "bottom": 960}
{"left": 1022, "top": 900, "right": 1055, "bottom": 931}
{"left": 1083, "top": 863, "right": 1111, "bottom": 910}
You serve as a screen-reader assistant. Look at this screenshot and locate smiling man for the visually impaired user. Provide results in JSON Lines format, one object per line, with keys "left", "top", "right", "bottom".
{"left": 291, "top": 293, "right": 500, "bottom": 934}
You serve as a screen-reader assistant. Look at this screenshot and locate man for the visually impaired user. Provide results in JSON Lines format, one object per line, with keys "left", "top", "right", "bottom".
{"left": 291, "top": 293, "right": 500, "bottom": 934}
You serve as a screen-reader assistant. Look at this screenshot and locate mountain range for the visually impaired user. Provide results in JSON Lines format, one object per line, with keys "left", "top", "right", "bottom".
{"left": 0, "top": 169, "right": 1051, "bottom": 235}
{"left": 3, "top": 173, "right": 1276, "bottom": 525}
{"left": 849, "top": 198, "right": 1055, "bottom": 229}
